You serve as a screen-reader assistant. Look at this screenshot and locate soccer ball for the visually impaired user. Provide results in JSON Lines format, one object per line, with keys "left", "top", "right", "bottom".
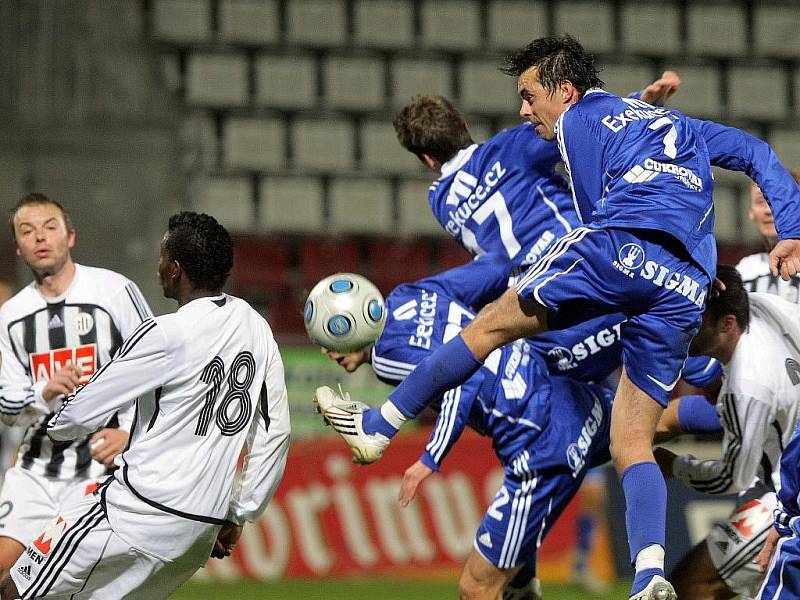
{"left": 304, "top": 273, "right": 386, "bottom": 353}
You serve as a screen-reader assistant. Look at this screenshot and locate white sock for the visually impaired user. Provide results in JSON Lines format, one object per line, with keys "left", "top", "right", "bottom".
{"left": 380, "top": 401, "right": 407, "bottom": 431}
{"left": 635, "top": 544, "right": 665, "bottom": 573}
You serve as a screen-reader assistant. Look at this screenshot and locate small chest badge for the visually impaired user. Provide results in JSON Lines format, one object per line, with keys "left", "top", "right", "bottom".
{"left": 74, "top": 312, "right": 94, "bottom": 336}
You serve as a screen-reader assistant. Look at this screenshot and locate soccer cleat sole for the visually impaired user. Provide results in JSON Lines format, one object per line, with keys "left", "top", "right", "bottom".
{"left": 630, "top": 580, "right": 676, "bottom": 600}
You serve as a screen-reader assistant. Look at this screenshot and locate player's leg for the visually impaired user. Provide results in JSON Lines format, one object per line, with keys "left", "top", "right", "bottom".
{"left": 460, "top": 548, "right": 521, "bottom": 600}
{"left": 670, "top": 540, "right": 735, "bottom": 600}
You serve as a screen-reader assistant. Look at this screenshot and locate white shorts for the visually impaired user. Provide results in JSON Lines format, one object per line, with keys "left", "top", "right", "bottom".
{"left": 10, "top": 493, "right": 215, "bottom": 599}
{"left": 0, "top": 466, "right": 99, "bottom": 547}
{"left": 706, "top": 489, "right": 776, "bottom": 598}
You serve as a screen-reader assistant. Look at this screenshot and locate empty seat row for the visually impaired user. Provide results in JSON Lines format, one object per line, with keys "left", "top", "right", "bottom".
{"left": 153, "top": 1, "right": 800, "bottom": 58}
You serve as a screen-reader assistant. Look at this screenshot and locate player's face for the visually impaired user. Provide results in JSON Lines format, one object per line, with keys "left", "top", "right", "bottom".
{"left": 688, "top": 314, "right": 727, "bottom": 356}
{"left": 517, "top": 67, "right": 570, "bottom": 141}
{"left": 13, "top": 203, "right": 75, "bottom": 278}
{"left": 158, "top": 237, "right": 177, "bottom": 299}
{"left": 748, "top": 184, "right": 777, "bottom": 240}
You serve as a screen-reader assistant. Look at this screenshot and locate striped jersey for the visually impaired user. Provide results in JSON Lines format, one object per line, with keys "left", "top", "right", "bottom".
{"left": 737, "top": 251, "right": 800, "bottom": 304}
{"left": 0, "top": 264, "right": 151, "bottom": 480}
{"left": 430, "top": 123, "right": 579, "bottom": 269}
{"left": 48, "top": 294, "right": 291, "bottom": 559}
{"left": 673, "top": 293, "right": 800, "bottom": 494}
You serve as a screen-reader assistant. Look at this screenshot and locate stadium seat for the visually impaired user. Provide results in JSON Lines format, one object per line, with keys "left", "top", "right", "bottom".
{"left": 360, "top": 120, "right": 427, "bottom": 174}
{"left": 218, "top": 0, "right": 279, "bottom": 45}
{"left": 621, "top": 2, "right": 680, "bottom": 55}
{"left": 662, "top": 63, "right": 723, "bottom": 120}
{"left": 299, "top": 238, "right": 361, "bottom": 290}
{"left": 728, "top": 65, "right": 788, "bottom": 121}
{"left": 554, "top": 1, "right": 614, "bottom": 53}
{"left": 293, "top": 119, "right": 355, "bottom": 171}
{"left": 754, "top": 6, "right": 800, "bottom": 58}
{"left": 153, "top": 0, "right": 211, "bottom": 43}
{"left": 391, "top": 58, "right": 453, "bottom": 107}
{"left": 286, "top": 0, "right": 347, "bottom": 47}
{"left": 437, "top": 242, "right": 472, "bottom": 272}
{"left": 460, "top": 60, "right": 519, "bottom": 114}
{"left": 324, "top": 56, "right": 385, "bottom": 111}
{"left": 223, "top": 117, "right": 286, "bottom": 170}
{"left": 231, "top": 237, "right": 294, "bottom": 291}
{"left": 260, "top": 176, "right": 325, "bottom": 233}
{"left": 487, "top": 1, "right": 547, "bottom": 51}
{"left": 353, "top": 0, "right": 415, "bottom": 49}
{"left": 255, "top": 54, "right": 317, "bottom": 109}
{"left": 329, "top": 177, "right": 394, "bottom": 234}
{"left": 397, "top": 179, "right": 447, "bottom": 236}
{"left": 420, "top": 0, "right": 480, "bottom": 50}
{"left": 686, "top": 5, "right": 747, "bottom": 57}
{"left": 366, "top": 239, "right": 434, "bottom": 293}
{"left": 770, "top": 129, "right": 800, "bottom": 167}
{"left": 191, "top": 176, "right": 254, "bottom": 233}
{"left": 597, "top": 61, "right": 655, "bottom": 99}
{"left": 186, "top": 53, "right": 248, "bottom": 107}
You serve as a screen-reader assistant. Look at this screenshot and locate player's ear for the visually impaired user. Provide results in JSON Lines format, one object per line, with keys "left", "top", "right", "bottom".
{"left": 419, "top": 153, "right": 440, "bottom": 171}
{"left": 720, "top": 314, "right": 738, "bottom": 333}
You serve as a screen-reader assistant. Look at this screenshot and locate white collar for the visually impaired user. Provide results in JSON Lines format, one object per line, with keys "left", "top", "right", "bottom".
{"left": 439, "top": 144, "right": 479, "bottom": 180}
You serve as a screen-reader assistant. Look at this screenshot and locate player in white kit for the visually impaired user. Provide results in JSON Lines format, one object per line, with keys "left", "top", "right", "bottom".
{"left": 1, "top": 212, "right": 291, "bottom": 599}
{"left": 0, "top": 194, "right": 151, "bottom": 582}
{"left": 654, "top": 265, "right": 800, "bottom": 599}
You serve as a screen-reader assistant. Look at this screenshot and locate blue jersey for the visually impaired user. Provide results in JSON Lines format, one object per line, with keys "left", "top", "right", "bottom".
{"left": 370, "top": 254, "right": 624, "bottom": 386}
{"left": 430, "top": 124, "right": 579, "bottom": 268}
{"left": 775, "top": 419, "right": 800, "bottom": 536}
{"left": 556, "top": 90, "right": 800, "bottom": 276}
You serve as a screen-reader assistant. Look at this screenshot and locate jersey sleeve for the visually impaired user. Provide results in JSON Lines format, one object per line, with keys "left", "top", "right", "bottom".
{"left": 0, "top": 312, "right": 49, "bottom": 427}
{"left": 419, "top": 376, "right": 481, "bottom": 471}
{"left": 672, "top": 393, "right": 774, "bottom": 494}
{"left": 47, "top": 319, "right": 170, "bottom": 441}
{"left": 681, "top": 356, "right": 722, "bottom": 388}
{"left": 690, "top": 118, "right": 800, "bottom": 240}
{"left": 227, "top": 340, "right": 291, "bottom": 525}
{"left": 413, "top": 253, "right": 511, "bottom": 310}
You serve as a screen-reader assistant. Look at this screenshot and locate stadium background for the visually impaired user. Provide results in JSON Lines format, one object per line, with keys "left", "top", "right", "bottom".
{"left": 0, "top": 1, "right": 797, "bottom": 597}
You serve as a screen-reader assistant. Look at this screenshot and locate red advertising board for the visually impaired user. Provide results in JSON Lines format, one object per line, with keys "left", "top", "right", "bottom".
{"left": 199, "top": 430, "right": 615, "bottom": 583}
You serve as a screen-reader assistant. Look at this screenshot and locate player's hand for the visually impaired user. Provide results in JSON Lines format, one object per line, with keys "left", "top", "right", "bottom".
{"left": 42, "top": 361, "right": 83, "bottom": 403}
{"left": 90, "top": 428, "right": 128, "bottom": 468}
{"left": 399, "top": 460, "right": 433, "bottom": 507}
{"left": 639, "top": 71, "right": 682, "bottom": 106}
{"left": 320, "top": 346, "right": 371, "bottom": 373}
{"left": 653, "top": 447, "right": 677, "bottom": 478}
{"left": 754, "top": 527, "right": 781, "bottom": 573}
{"left": 211, "top": 522, "right": 243, "bottom": 559}
{"left": 770, "top": 239, "right": 800, "bottom": 280}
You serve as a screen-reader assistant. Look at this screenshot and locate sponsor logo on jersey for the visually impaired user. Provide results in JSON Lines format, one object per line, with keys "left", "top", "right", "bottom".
{"left": 623, "top": 159, "right": 703, "bottom": 192}
{"left": 29, "top": 344, "right": 97, "bottom": 385}
{"left": 500, "top": 340, "right": 530, "bottom": 400}
{"left": 612, "top": 251, "right": 707, "bottom": 307}
{"left": 566, "top": 397, "right": 604, "bottom": 477}
{"left": 522, "top": 230, "right": 555, "bottom": 266}
{"left": 545, "top": 322, "right": 624, "bottom": 372}
{"left": 392, "top": 299, "right": 417, "bottom": 321}
{"left": 17, "top": 564, "right": 31, "bottom": 580}
{"left": 74, "top": 311, "right": 94, "bottom": 335}
{"left": 731, "top": 499, "right": 770, "bottom": 538}
{"left": 407, "top": 291, "right": 438, "bottom": 350}
{"left": 25, "top": 546, "right": 44, "bottom": 564}
{"left": 786, "top": 358, "right": 800, "bottom": 386}
{"left": 47, "top": 313, "right": 63, "bottom": 329}
{"left": 600, "top": 98, "right": 670, "bottom": 133}
{"left": 32, "top": 515, "right": 67, "bottom": 556}
{"left": 444, "top": 161, "right": 507, "bottom": 236}
{"left": 478, "top": 532, "right": 492, "bottom": 548}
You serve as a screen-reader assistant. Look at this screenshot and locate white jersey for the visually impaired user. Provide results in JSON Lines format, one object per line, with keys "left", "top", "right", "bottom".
{"left": 48, "top": 294, "right": 291, "bottom": 559}
{"left": 736, "top": 252, "right": 800, "bottom": 303}
{"left": 674, "top": 293, "right": 800, "bottom": 494}
{"left": 0, "top": 264, "right": 151, "bottom": 480}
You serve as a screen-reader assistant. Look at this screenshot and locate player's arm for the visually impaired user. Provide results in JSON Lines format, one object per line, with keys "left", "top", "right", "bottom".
{"left": 47, "top": 319, "right": 170, "bottom": 441}
{"left": 629, "top": 70, "right": 682, "bottom": 106}
{"left": 654, "top": 395, "right": 721, "bottom": 443}
{"left": 663, "top": 393, "right": 773, "bottom": 494}
{"left": 399, "top": 379, "right": 479, "bottom": 506}
{"left": 226, "top": 341, "right": 291, "bottom": 525}
{"left": 414, "top": 253, "right": 512, "bottom": 310}
{"left": 691, "top": 118, "right": 800, "bottom": 241}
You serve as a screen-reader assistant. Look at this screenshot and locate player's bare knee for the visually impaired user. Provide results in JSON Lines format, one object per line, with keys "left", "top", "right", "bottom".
{"left": 458, "top": 572, "right": 502, "bottom": 600}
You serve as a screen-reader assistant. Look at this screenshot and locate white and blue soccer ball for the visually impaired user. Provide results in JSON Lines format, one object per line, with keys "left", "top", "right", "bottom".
{"left": 304, "top": 273, "right": 386, "bottom": 353}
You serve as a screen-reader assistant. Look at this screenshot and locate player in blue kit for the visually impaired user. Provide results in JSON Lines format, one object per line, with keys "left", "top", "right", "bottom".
{"left": 316, "top": 259, "right": 617, "bottom": 599}
{"left": 318, "top": 35, "right": 800, "bottom": 600}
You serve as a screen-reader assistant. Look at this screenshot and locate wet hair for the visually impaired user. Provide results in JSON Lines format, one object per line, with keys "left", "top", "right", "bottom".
{"left": 500, "top": 34, "right": 604, "bottom": 96}
{"left": 392, "top": 95, "right": 474, "bottom": 164}
{"left": 9, "top": 192, "right": 73, "bottom": 240}
{"left": 705, "top": 264, "right": 749, "bottom": 330}
{"left": 165, "top": 212, "right": 233, "bottom": 291}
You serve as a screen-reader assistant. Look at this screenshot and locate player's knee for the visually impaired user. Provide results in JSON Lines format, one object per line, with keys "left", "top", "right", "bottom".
{"left": 0, "top": 573, "right": 20, "bottom": 599}
{"left": 458, "top": 565, "right": 504, "bottom": 599}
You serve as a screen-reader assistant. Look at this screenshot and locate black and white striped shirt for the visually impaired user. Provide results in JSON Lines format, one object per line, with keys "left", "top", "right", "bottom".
{"left": 0, "top": 264, "right": 151, "bottom": 479}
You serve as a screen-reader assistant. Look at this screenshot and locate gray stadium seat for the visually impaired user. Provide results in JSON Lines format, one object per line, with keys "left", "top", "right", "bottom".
{"left": 487, "top": 1, "right": 547, "bottom": 51}
{"left": 260, "top": 176, "right": 325, "bottom": 233}
{"left": 686, "top": 4, "right": 747, "bottom": 57}
{"left": 292, "top": 119, "right": 355, "bottom": 170}
{"left": 728, "top": 65, "right": 788, "bottom": 121}
{"left": 392, "top": 59, "right": 454, "bottom": 107}
{"left": 420, "top": 0, "right": 481, "bottom": 50}
{"left": 620, "top": 2, "right": 681, "bottom": 55}
{"left": 153, "top": 0, "right": 211, "bottom": 43}
{"left": 360, "top": 120, "right": 427, "bottom": 174}
{"left": 329, "top": 177, "right": 394, "bottom": 234}
{"left": 186, "top": 54, "right": 249, "bottom": 106}
{"left": 324, "top": 56, "right": 385, "bottom": 111}
{"left": 554, "top": 1, "right": 614, "bottom": 53}
{"left": 255, "top": 54, "right": 317, "bottom": 109}
{"left": 218, "top": 0, "right": 280, "bottom": 45}
{"left": 286, "top": 0, "right": 348, "bottom": 47}
{"left": 223, "top": 118, "right": 286, "bottom": 171}
{"left": 354, "top": 0, "right": 415, "bottom": 49}
{"left": 191, "top": 176, "right": 254, "bottom": 233}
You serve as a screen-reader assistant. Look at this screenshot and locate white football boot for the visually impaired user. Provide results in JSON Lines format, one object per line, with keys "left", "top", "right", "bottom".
{"left": 629, "top": 575, "right": 677, "bottom": 600}
{"left": 502, "top": 577, "right": 542, "bottom": 600}
{"left": 314, "top": 385, "right": 389, "bottom": 464}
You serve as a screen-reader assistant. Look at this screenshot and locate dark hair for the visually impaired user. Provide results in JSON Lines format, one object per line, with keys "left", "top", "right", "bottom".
{"left": 165, "top": 212, "right": 233, "bottom": 291}
{"left": 705, "top": 265, "right": 749, "bottom": 330}
{"left": 500, "top": 34, "right": 604, "bottom": 96}
{"left": 392, "top": 95, "right": 474, "bottom": 164}
{"left": 9, "top": 192, "right": 74, "bottom": 240}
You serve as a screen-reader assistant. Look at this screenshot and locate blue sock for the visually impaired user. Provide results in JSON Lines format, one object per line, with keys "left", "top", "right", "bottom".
{"left": 387, "top": 334, "right": 481, "bottom": 419}
{"left": 574, "top": 514, "right": 595, "bottom": 575}
{"left": 622, "top": 462, "right": 666, "bottom": 595}
{"left": 362, "top": 408, "right": 398, "bottom": 438}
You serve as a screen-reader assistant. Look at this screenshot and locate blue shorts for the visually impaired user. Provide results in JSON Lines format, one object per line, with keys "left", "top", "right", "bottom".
{"left": 475, "top": 384, "right": 612, "bottom": 572}
{"left": 516, "top": 226, "right": 711, "bottom": 406}
{"left": 758, "top": 533, "right": 800, "bottom": 599}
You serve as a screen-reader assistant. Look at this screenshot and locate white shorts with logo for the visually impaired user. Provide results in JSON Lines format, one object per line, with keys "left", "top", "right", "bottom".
{"left": 706, "top": 489, "right": 776, "bottom": 598}
{"left": 0, "top": 466, "right": 99, "bottom": 547}
{"left": 10, "top": 492, "right": 217, "bottom": 599}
